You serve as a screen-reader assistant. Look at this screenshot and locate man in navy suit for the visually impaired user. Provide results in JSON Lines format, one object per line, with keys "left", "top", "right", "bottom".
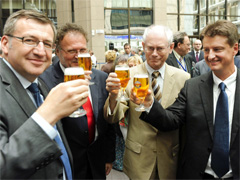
{"left": 188, "top": 39, "right": 204, "bottom": 63}
{"left": 0, "top": 10, "right": 89, "bottom": 179}
{"left": 40, "top": 23, "right": 115, "bottom": 179}
{"left": 166, "top": 32, "right": 194, "bottom": 77}
{"left": 138, "top": 20, "right": 239, "bottom": 179}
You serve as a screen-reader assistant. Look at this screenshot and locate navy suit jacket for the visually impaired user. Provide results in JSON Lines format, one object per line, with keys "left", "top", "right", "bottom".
{"left": 166, "top": 52, "right": 193, "bottom": 77}
{"left": 39, "top": 59, "right": 115, "bottom": 179}
{"left": 188, "top": 50, "right": 204, "bottom": 63}
{"left": 0, "top": 59, "right": 73, "bottom": 179}
{"left": 140, "top": 69, "right": 240, "bottom": 179}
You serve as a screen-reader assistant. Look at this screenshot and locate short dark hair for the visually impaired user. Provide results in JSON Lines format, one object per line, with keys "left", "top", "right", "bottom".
{"left": 124, "top": 43, "right": 131, "bottom": 48}
{"left": 173, "top": 32, "right": 188, "bottom": 48}
{"left": 200, "top": 20, "right": 238, "bottom": 47}
{"left": 55, "top": 23, "right": 88, "bottom": 49}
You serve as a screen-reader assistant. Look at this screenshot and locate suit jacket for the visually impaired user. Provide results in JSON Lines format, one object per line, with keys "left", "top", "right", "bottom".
{"left": 39, "top": 61, "right": 115, "bottom": 179}
{"left": 104, "top": 63, "right": 190, "bottom": 180}
{"left": 140, "top": 70, "right": 240, "bottom": 179}
{"left": 188, "top": 50, "right": 204, "bottom": 63}
{"left": 166, "top": 52, "right": 193, "bottom": 77}
{"left": 0, "top": 59, "right": 73, "bottom": 179}
{"left": 194, "top": 56, "right": 240, "bottom": 77}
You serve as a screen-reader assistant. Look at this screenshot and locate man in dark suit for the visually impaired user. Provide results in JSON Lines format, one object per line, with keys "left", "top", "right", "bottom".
{"left": 194, "top": 56, "right": 240, "bottom": 77}
{"left": 166, "top": 32, "right": 194, "bottom": 76}
{"left": 0, "top": 10, "right": 89, "bottom": 179}
{"left": 40, "top": 23, "right": 115, "bottom": 179}
{"left": 188, "top": 39, "right": 204, "bottom": 63}
{"left": 137, "top": 20, "right": 239, "bottom": 179}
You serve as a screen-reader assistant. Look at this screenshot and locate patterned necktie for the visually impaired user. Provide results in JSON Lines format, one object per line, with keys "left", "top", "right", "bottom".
{"left": 82, "top": 97, "right": 95, "bottom": 143}
{"left": 211, "top": 82, "right": 229, "bottom": 178}
{"left": 27, "top": 83, "right": 72, "bottom": 180}
{"left": 151, "top": 71, "right": 162, "bottom": 101}
{"left": 196, "top": 51, "right": 199, "bottom": 62}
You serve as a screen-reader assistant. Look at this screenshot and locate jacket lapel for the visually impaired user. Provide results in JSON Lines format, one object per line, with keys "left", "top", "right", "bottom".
{"left": 90, "top": 69, "right": 99, "bottom": 121}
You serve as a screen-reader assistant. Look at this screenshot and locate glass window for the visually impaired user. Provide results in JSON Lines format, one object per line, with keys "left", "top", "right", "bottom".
{"left": 130, "top": 35, "right": 143, "bottom": 50}
{"left": 104, "top": 0, "right": 128, "bottom": 8}
{"left": 130, "top": 0, "right": 152, "bottom": 8}
{"left": 105, "top": 35, "right": 129, "bottom": 51}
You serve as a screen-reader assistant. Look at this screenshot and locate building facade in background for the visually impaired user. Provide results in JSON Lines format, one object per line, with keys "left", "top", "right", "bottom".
{"left": 1, "top": 0, "right": 240, "bottom": 65}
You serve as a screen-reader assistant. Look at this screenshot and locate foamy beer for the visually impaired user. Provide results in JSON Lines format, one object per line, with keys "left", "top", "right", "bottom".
{"left": 64, "top": 67, "right": 85, "bottom": 82}
{"left": 115, "top": 65, "right": 130, "bottom": 88}
{"left": 78, "top": 53, "right": 92, "bottom": 71}
{"left": 133, "top": 74, "right": 149, "bottom": 99}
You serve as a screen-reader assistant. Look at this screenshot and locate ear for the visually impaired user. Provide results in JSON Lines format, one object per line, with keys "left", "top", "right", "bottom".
{"left": 233, "top": 42, "right": 238, "bottom": 56}
{"left": 55, "top": 48, "right": 60, "bottom": 56}
{"left": 169, "top": 42, "right": 174, "bottom": 53}
{"left": 1, "top": 35, "right": 10, "bottom": 56}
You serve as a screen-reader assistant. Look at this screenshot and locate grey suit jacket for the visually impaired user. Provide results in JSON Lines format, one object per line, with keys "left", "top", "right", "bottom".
{"left": 140, "top": 70, "right": 240, "bottom": 179}
{"left": 188, "top": 50, "right": 204, "bottom": 63}
{"left": 166, "top": 52, "right": 193, "bottom": 77}
{"left": 0, "top": 59, "right": 73, "bottom": 179}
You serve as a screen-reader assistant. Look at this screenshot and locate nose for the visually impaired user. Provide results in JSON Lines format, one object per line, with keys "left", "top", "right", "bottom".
{"left": 152, "top": 48, "right": 158, "bottom": 56}
{"left": 33, "top": 42, "right": 47, "bottom": 56}
{"left": 208, "top": 49, "right": 216, "bottom": 60}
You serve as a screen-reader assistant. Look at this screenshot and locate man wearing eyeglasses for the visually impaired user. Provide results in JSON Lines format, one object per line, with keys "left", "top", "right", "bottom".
{"left": 0, "top": 10, "right": 89, "bottom": 179}
{"left": 104, "top": 25, "right": 190, "bottom": 180}
{"left": 39, "top": 23, "right": 115, "bottom": 180}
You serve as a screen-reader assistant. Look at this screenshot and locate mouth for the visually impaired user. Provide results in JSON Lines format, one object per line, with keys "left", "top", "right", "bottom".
{"left": 29, "top": 59, "right": 46, "bottom": 66}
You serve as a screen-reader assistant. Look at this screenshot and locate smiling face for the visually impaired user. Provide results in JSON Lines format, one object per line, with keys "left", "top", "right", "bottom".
{"left": 203, "top": 35, "right": 237, "bottom": 80}
{"left": 1, "top": 18, "right": 54, "bottom": 82}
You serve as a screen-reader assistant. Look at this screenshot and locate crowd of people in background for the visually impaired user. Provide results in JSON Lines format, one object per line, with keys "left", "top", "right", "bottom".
{"left": 1, "top": 9, "right": 240, "bottom": 180}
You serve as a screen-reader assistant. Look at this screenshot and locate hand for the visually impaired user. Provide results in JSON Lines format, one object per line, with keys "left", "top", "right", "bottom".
{"left": 37, "top": 79, "right": 89, "bottom": 125}
{"left": 130, "top": 88, "right": 153, "bottom": 108}
{"left": 84, "top": 70, "right": 92, "bottom": 81}
{"left": 106, "top": 72, "right": 121, "bottom": 100}
{"left": 105, "top": 163, "right": 113, "bottom": 175}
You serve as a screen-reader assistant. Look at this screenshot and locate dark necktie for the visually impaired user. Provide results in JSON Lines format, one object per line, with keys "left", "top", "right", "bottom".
{"left": 211, "top": 82, "right": 229, "bottom": 178}
{"left": 27, "top": 83, "right": 72, "bottom": 180}
{"left": 152, "top": 71, "right": 162, "bottom": 101}
{"left": 196, "top": 51, "right": 199, "bottom": 62}
{"left": 82, "top": 97, "right": 95, "bottom": 143}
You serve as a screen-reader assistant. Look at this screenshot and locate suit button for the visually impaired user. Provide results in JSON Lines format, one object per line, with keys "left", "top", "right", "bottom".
{"left": 36, "top": 166, "right": 40, "bottom": 170}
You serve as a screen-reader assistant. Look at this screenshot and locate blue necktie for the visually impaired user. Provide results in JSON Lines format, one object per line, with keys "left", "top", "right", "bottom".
{"left": 28, "top": 83, "right": 72, "bottom": 180}
{"left": 211, "top": 82, "right": 229, "bottom": 178}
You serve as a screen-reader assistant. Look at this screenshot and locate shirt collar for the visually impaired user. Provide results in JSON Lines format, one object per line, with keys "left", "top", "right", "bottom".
{"left": 145, "top": 61, "right": 165, "bottom": 80}
{"left": 173, "top": 50, "right": 182, "bottom": 61}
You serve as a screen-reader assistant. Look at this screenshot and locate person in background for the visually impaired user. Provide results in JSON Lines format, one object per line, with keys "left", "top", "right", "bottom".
{"left": 114, "top": 48, "right": 120, "bottom": 56}
{"left": 131, "top": 47, "right": 139, "bottom": 56}
{"left": 101, "top": 50, "right": 117, "bottom": 74}
{"left": 127, "top": 55, "right": 143, "bottom": 68}
{"left": 189, "top": 39, "right": 204, "bottom": 63}
{"left": 123, "top": 43, "right": 132, "bottom": 57}
{"left": 0, "top": 9, "right": 89, "bottom": 179}
{"left": 139, "top": 19, "right": 239, "bottom": 179}
{"left": 104, "top": 25, "right": 190, "bottom": 180}
{"left": 89, "top": 50, "right": 97, "bottom": 68}
{"left": 166, "top": 31, "right": 194, "bottom": 76}
{"left": 39, "top": 23, "right": 115, "bottom": 180}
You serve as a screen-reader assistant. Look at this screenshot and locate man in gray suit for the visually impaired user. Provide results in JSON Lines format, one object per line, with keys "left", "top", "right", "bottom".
{"left": 188, "top": 39, "right": 204, "bottom": 63}
{"left": 0, "top": 9, "right": 88, "bottom": 179}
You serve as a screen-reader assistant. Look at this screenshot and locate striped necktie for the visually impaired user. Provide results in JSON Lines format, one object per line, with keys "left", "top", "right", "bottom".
{"left": 152, "top": 71, "right": 162, "bottom": 101}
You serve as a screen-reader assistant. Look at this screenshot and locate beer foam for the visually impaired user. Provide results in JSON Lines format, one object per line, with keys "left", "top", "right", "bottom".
{"left": 78, "top": 53, "right": 91, "bottom": 58}
{"left": 64, "top": 67, "right": 84, "bottom": 75}
{"left": 134, "top": 74, "right": 148, "bottom": 78}
{"left": 115, "top": 65, "right": 129, "bottom": 71}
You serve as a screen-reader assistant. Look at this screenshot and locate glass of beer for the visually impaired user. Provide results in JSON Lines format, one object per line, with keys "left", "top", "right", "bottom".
{"left": 115, "top": 64, "right": 130, "bottom": 101}
{"left": 78, "top": 53, "right": 94, "bottom": 85}
{"left": 133, "top": 73, "right": 149, "bottom": 111}
{"left": 64, "top": 67, "right": 87, "bottom": 117}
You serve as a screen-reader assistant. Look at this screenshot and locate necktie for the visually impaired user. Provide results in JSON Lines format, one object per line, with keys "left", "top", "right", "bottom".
{"left": 151, "top": 71, "right": 162, "bottom": 101}
{"left": 196, "top": 51, "right": 199, "bottom": 62}
{"left": 27, "top": 83, "right": 72, "bottom": 180}
{"left": 82, "top": 97, "right": 95, "bottom": 143}
{"left": 211, "top": 82, "right": 229, "bottom": 178}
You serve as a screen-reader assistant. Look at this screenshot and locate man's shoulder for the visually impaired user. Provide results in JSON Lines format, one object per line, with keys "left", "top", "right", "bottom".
{"left": 166, "top": 63, "right": 190, "bottom": 78}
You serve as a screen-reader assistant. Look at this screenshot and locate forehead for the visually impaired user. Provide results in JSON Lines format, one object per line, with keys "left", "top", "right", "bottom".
{"left": 202, "top": 35, "right": 229, "bottom": 48}
{"left": 124, "top": 45, "right": 130, "bottom": 49}
{"left": 61, "top": 32, "right": 87, "bottom": 46}
{"left": 145, "top": 31, "right": 169, "bottom": 46}
{"left": 15, "top": 18, "right": 54, "bottom": 40}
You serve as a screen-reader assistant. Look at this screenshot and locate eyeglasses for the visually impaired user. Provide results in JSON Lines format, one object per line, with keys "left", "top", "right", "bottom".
{"left": 7, "top": 34, "right": 55, "bottom": 51}
{"left": 145, "top": 46, "right": 168, "bottom": 54}
{"left": 60, "top": 47, "right": 88, "bottom": 55}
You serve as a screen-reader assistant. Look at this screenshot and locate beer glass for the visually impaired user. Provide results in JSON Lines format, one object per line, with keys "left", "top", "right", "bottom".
{"left": 115, "top": 65, "right": 130, "bottom": 101}
{"left": 133, "top": 73, "right": 149, "bottom": 111}
{"left": 78, "top": 53, "right": 94, "bottom": 85}
{"left": 64, "top": 67, "right": 87, "bottom": 117}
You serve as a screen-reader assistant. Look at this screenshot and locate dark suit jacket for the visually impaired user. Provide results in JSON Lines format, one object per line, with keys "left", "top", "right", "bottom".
{"left": 194, "top": 56, "right": 240, "bottom": 77}
{"left": 166, "top": 52, "right": 193, "bottom": 77}
{"left": 0, "top": 59, "right": 73, "bottom": 179}
{"left": 140, "top": 70, "right": 240, "bottom": 179}
{"left": 188, "top": 50, "right": 204, "bottom": 63}
{"left": 39, "top": 61, "right": 115, "bottom": 179}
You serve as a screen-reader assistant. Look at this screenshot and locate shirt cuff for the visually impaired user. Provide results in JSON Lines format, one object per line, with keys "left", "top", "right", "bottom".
{"left": 32, "top": 112, "right": 57, "bottom": 139}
